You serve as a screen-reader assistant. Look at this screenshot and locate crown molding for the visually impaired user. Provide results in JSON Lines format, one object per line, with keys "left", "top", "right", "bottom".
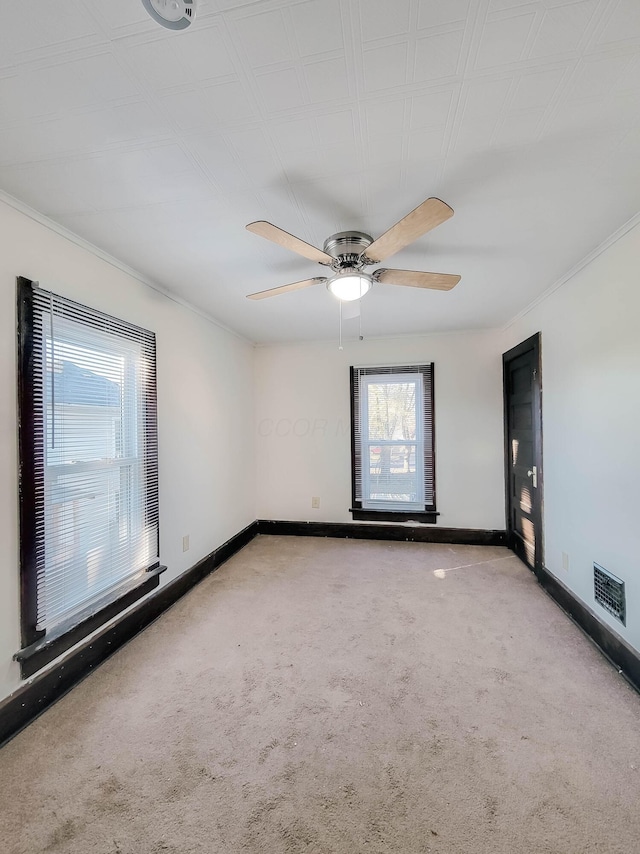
{"left": 503, "top": 210, "right": 640, "bottom": 331}
{"left": 0, "top": 189, "right": 251, "bottom": 344}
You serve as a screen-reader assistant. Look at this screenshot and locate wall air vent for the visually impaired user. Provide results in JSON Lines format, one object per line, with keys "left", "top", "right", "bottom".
{"left": 594, "top": 563, "right": 625, "bottom": 625}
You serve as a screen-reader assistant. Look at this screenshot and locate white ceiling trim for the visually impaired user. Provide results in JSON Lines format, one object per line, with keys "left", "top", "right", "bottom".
{"left": 502, "top": 207, "right": 640, "bottom": 332}
{"left": 0, "top": 187, "right": 250, "bottom": 343}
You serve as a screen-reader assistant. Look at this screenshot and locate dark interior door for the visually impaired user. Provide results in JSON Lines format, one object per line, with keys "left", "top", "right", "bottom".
{"left": 503, "top": 334, "right": 542, "bottom": 573}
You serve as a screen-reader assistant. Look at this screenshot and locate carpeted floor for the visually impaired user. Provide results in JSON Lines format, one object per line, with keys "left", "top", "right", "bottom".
{"left": 1, "top": 536, "right": 639, "bottom": 853}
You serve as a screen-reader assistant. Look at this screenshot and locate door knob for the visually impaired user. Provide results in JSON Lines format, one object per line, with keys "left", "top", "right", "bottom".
{"left": 527, "top": 466, "right": 538, "bottom": 488}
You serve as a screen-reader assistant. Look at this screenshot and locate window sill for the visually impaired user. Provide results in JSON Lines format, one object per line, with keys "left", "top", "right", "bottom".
{"left": 350, "top": 508, "right": 439, "bottom": 524}
{"left": 14, "top": 565, "right": 166, "bottom": 679}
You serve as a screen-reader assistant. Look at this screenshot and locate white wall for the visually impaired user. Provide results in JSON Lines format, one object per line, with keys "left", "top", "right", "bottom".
{"left": 0, "top": 198, "right": 256, "bottom": 702}
{"left": 502, "top": 218, "right": 640, "bottom": 653}
{"left": 254, "top": 332, "right": 505, "bottom": 529}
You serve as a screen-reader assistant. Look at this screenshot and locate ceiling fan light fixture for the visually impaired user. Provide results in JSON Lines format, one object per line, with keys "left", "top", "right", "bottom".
{"left": 327, "top": 270, "right": 372, "bottom": 302}
{"left": 141, "top": 0, "right": 195, "bottom": 30}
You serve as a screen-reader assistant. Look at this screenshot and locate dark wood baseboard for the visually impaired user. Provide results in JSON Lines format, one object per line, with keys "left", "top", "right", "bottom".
{"left": 257, "top": 519, "right": 507, "bottom": 547}
{"left": 15, "top": 566, "right": 166, "bottom": 679}
{"left": 0, "top": 520, "right": 258, "bottom": 748}
{"left": 538, "top": 565, "right": 640, "bottom": 695}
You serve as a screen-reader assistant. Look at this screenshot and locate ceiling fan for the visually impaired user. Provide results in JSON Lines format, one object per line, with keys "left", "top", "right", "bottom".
{"left": 245, "top": 197, "right": 461, "bottom": 302}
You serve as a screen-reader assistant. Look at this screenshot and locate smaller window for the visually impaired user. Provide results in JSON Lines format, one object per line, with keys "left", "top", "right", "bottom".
{"left": 350, "top": 364, "right": 436, "bottom": 522}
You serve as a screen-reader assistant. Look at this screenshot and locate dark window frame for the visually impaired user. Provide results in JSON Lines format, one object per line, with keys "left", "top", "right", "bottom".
{"left": 350, "top": 363, "right": 438, "bottom": 524}
{"left": 15, "top": 277, "right": 165, "bottom": 678}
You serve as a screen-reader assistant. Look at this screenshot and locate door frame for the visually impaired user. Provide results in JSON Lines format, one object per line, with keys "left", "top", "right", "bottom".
{"left": 502, "top": 332, "right": 544, "bottom": 574}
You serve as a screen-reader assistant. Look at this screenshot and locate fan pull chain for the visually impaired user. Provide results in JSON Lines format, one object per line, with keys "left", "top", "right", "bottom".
{"left": 338, "top": 300, "right": 343, "bottom": 350}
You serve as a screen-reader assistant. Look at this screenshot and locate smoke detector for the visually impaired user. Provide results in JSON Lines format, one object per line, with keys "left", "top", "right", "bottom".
{"left": 141, "top": 0, "right": 195, "bottom": 30}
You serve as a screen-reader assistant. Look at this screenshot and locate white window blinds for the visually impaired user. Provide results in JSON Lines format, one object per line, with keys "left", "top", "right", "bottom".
{"left": 27, "top": 285, "right": 159, "bottom": 631}
{"left": 351, "top": 364, "right": 435, "bottom": 512}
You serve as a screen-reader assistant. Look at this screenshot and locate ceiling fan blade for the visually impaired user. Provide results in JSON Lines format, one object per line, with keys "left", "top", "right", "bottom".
{"left": 363, "top": 198, "right": 454, "bottom": 263}
{"left": 246, "top": 221, "right": 333, "bottom": 265}
{"left": 373, "top": 269, "right": 461, "bottom": 291}
{"left": 246, "top": 277, "right": 327, "bottom": 300}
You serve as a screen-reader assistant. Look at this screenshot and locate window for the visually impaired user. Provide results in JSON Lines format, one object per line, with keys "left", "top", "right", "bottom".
{"left": 350, "top": 364, "right": 437, "bottom": 523}
{"left": 16, "top": 278, "right": 164, "bottom": 677}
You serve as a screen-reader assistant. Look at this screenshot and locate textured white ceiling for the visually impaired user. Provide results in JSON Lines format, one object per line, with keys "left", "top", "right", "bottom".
{"left": 2, "top": 0, "right": 640, "bottom": 343}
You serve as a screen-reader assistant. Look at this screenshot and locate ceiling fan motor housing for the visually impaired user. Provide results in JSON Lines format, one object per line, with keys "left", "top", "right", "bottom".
{"left": 323, "top": 231, "right": 373, "bottom": 269}
{"left": 141, "top": 0, "right": 195, "bottom": 30}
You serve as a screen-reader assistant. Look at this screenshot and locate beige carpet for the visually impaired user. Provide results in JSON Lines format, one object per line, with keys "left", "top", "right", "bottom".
{"left": 1, "top": 536, "right": 639, "bottom": 854}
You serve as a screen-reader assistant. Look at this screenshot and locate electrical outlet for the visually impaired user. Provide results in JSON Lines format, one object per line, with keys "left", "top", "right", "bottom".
{"left": 183, "top": 534, "right": 190, "bottom": 552}
{"left": 311, "top": 496, "right": 320, "bottom": 509}
{"left": 562, "top": 551, "right": 569, "bottom": 572}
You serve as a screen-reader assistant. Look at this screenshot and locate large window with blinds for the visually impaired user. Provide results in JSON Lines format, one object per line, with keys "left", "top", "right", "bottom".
{"left": 350, "top": 364, "right": 437, "bottom": 523}
{"left": 16, "top": 277, "right": 163, "bottom": 677}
